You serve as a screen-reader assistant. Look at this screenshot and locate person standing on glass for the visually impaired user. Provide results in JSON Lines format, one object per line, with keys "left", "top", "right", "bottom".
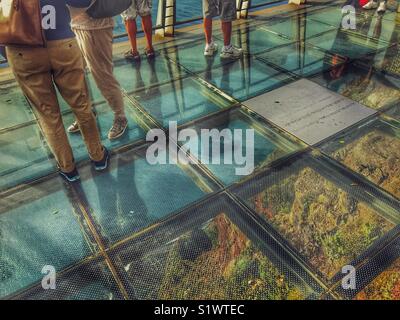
{"left": 67, "top": 0, "right": 129, "bottom": 140}
{"left": 203, "top": 0, "right": 243, "bottom": 59}
{"left": 6, "top": 0, "right": 109, "bottom": 182}
{"left": 122, "top": 0, "right": 155, "bottom": 61}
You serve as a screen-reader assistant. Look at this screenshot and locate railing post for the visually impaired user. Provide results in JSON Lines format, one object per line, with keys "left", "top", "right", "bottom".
{"left": 156, "top": 0, "right": 176, "bottom": 37}
{"left": 237, "top": 0, "right": 251, "bottom": 19}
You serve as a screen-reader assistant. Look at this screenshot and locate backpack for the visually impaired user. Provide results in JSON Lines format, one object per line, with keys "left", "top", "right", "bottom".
{"left": 86, "top": 0, "right": 133, "bottom": 19}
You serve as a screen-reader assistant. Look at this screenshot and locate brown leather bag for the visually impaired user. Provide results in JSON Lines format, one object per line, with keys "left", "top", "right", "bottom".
{"left": 0, "top": 0, "right": 45, "bottom": 47}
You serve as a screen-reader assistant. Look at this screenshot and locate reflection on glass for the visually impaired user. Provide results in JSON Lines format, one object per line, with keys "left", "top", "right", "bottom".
{"left": 182, "top": 109, "right": 303, "bottom": 186}
{"left": 0, "top": 83, "right": 34, "bottom": 131}
{"left": 237, "top": 156, "right": 395, "bottom": 280}
{"left": 229, "top": 25, "right": 293, "bottom": 55}
{"left": 76, "top": 148, "right": 209, "bottom": 244}
{"left": 0, "top": 180, "right": 92, "bottom": 298}
{"left": 200, "top": 56, "right": 294, "bottom": 101}
{"left": 311, "top": 63, "right": 400, "bottom": 110}
{"left": 258, "top": 42, "right": 345, "bottom": 76}
{"left": 322, "top": 117, "right": 400, "bottom": 199}
{"left": 114, "top": 55, "right": 186, "bottom": 94}
{"left": 116, "top": 211, "right": 314, "bottom": 299}
{"left": 356, "top": 257, "right": 400, "bottom": 300}
{"left": 132, "top": 77, "right": 234, "bottom": 127}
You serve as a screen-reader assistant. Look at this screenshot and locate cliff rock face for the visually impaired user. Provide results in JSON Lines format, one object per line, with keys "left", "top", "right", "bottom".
{"left": 251, "top": 167, "right": 394, "bottom": 280}
{"left": 158, "top": 213, "right": 305, "bottom": 300}
{"left": 331, "top": 129, "right": 400, "bottom": 199}
{"left": 356, "top": 258, "right": 400, "bottom": 300}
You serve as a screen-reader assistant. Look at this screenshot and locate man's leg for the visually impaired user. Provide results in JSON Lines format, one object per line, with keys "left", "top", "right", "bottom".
{"left": 49, "top": 38, "right": 105, "bottom": 163}
{"left": 74, "top": 28, "right": 128, "bottom": 140}
{"left": 6, "top": 45, "right": 76, "bottom": 173}
{"left": 122, "top": 1, "right": 140, "bottom": 60}
{"left": 221, "top": 21, "right": 232, "bottom": 46}
{"left": 142, "top": 15, "right": 154, "bottom": 54}
{"left": 220, "top": 0, "right": 243, "bottom": 59}
{"left": 203, "top": 0, "right": 219, "bottom": 56}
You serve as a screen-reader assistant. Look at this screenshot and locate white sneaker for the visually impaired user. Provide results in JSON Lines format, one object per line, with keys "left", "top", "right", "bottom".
{"left": 220, "top": 45, "right": 243, "bottom": 59}
{"left": 363, "top": 1, "right": 378, "bottom": 9}
{"left": 377, "top": 2, "right": 386, "bottom": 13}
{"left": 204, "top": 41, "right": 218, "bottom": 56}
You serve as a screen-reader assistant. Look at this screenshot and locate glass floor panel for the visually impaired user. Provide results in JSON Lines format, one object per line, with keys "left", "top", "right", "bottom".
{"left": 113, "top": 55, "right": 187, "bottom": 94}
{"left": 257, "top": 42, "right": 346, "bottom": 77}
{"left": 321, "top": 116, "right": 400, "bottom": 200}
{"left": 179, "top": 108, "right": 304, "bottom": 186}
{"left": 257, "top": 17, "right": 337, "bottom": 41}
{"left": 384, "top": 104, "right": 400, "bottom": 121}
{"left": 14, "top": 259, "right": 124, "bottom": 300}
{"left": 310, "top": 62, "right": 400, "bottom": 110}
{"left": 231, "top": 152, "right": 398, "bottom": 283}
{"left": 0, "top": 82, "right": 34, "bottom": 131}
{"left": 0, "top": 178, "right": 94, "bottom": 298}
{"left": 130, "top": 77, "right": 235, "bottom": 128}
{"left": 74, "top": 144, "right": 214, "bottom": 245}
{"left": 0, "top": 124, "right": 54, "bottom": 191}
{"left": 61, "top": 99, "right": 146, "bottom": 163}
{"left": 199, "top": 56, "right": 296, "bottom": 101}
{"left": 164, "top": 39, "right": 232, "bottom": 74}
{"left": 227, "top": 25, "right": 294, "bottom": 55}
{"left": 355, "top": 256, "right": 400, "bottom": 300}
{"left": 110, "top": 195, "right": 322, "bottom": 300}
{"left": 306, "top": 29, "right": 391, "bottom": 60}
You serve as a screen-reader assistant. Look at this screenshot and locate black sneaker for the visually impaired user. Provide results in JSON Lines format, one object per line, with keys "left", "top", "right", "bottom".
{"left": 92, "top": 148, "right": 110, "bottom": 171}
{"left": 59, "top": 167, "right": 80, "bottom": 182}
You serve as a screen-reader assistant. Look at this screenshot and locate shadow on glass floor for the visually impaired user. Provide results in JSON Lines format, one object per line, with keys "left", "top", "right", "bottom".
{"left": 0, "top": 177, "right": 97, "bottom": 298}
{"left": 70, "top": 142, "right": 218, "bottom": 246}
{"left": 109, "top": 193, "right": 325, "bottom": 300}
{"left": 230, "top": 151, "right": 400, "bottom": 287}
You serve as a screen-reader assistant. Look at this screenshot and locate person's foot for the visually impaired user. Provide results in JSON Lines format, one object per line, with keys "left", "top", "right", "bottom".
{"left": 67, "top": 121, "right": 80, "bottom": 133}
{"left": 59, "top": 167, "right": 80, "bottom": 182}
{"left": 220, "top": 45, "right": 243, "bottom": 59}
{"left": 108, "top": 116, "right": 128, "bottom": 140}
{"left": 377, "top": 1, "right": 386, "bottom": 13}
{"left": 92, "top": 148, "right": 110, "bottom": 171}
{"left": 145, "top": 47, "right": 155, "bottom": 59}
{"left": 124, "top": 49, "right": 141, "bottom": 61}
{"left": 363, "top": 0, "right": 378, "bottom": 9}
{"left": 204, "top": 41, "right": 218, "bottom": 56}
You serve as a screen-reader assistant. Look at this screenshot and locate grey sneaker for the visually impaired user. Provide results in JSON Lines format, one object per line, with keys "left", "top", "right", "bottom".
{"left": 204, "top": 41, "right": 218, "bottom": 56}
{"left": 377, "top": 1, "right": 386, "bottom": 13}
{"left": 108, "top": 117, "right": 128, "bottom": 140}
{"left": 220, "top": 45, "right": 243, "bottom": 59}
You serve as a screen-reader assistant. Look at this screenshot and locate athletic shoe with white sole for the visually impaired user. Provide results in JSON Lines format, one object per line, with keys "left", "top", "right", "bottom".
{"left": 92, "top": 148, "right": 110, "bottom": 172}
{"left": 220, "top": 45, "right": 243, "bottom": 59}
{"left": 377, "top": 2, "right": 386, "bottom": 13}
{"left": 59, "top": 167, "right": 80, "bottom": 182}
{"left": 363, "top": 0, "right": 378, "bottom": 9}
{"left": 204, "top": 41, "right": 218, "bottom": 56}
{"left": 108, "top": 117, "right": 128, "bottom": 140}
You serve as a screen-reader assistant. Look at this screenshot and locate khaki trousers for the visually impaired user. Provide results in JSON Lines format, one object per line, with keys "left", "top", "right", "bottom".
{"left": 73, "top": 28, "right": 125, "bottom": 118}
{"left": 7, "top": 38, "right": 104, "bottom": 173}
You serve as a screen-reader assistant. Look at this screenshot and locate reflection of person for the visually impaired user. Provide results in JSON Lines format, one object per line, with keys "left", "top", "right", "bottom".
{"left": 67, "top": 1, "right": 128, "bottom": 140}
{"left": 363, "top": 0, "right": 387, "bottom": 14}
{"left": 203, "top": 0, "right": 243, "bottom": 59}
{"left": 122, "top": 0, "right": 154, "bottom": 61}
{"left": 6, "top": 0, "right": 109, "bottom": 182}
{"left": 0, "top": 46, "right": 6, "bottom": 60}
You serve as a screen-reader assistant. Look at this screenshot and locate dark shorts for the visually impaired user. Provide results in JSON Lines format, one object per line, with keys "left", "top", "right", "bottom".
{"left": 203, "top": 0, "right": 237, "bottom": 22}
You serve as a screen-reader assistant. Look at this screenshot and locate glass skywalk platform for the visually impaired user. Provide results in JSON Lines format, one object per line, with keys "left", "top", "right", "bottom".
{"left": 1, "top": 1, "right": 400, "bottom": 300}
